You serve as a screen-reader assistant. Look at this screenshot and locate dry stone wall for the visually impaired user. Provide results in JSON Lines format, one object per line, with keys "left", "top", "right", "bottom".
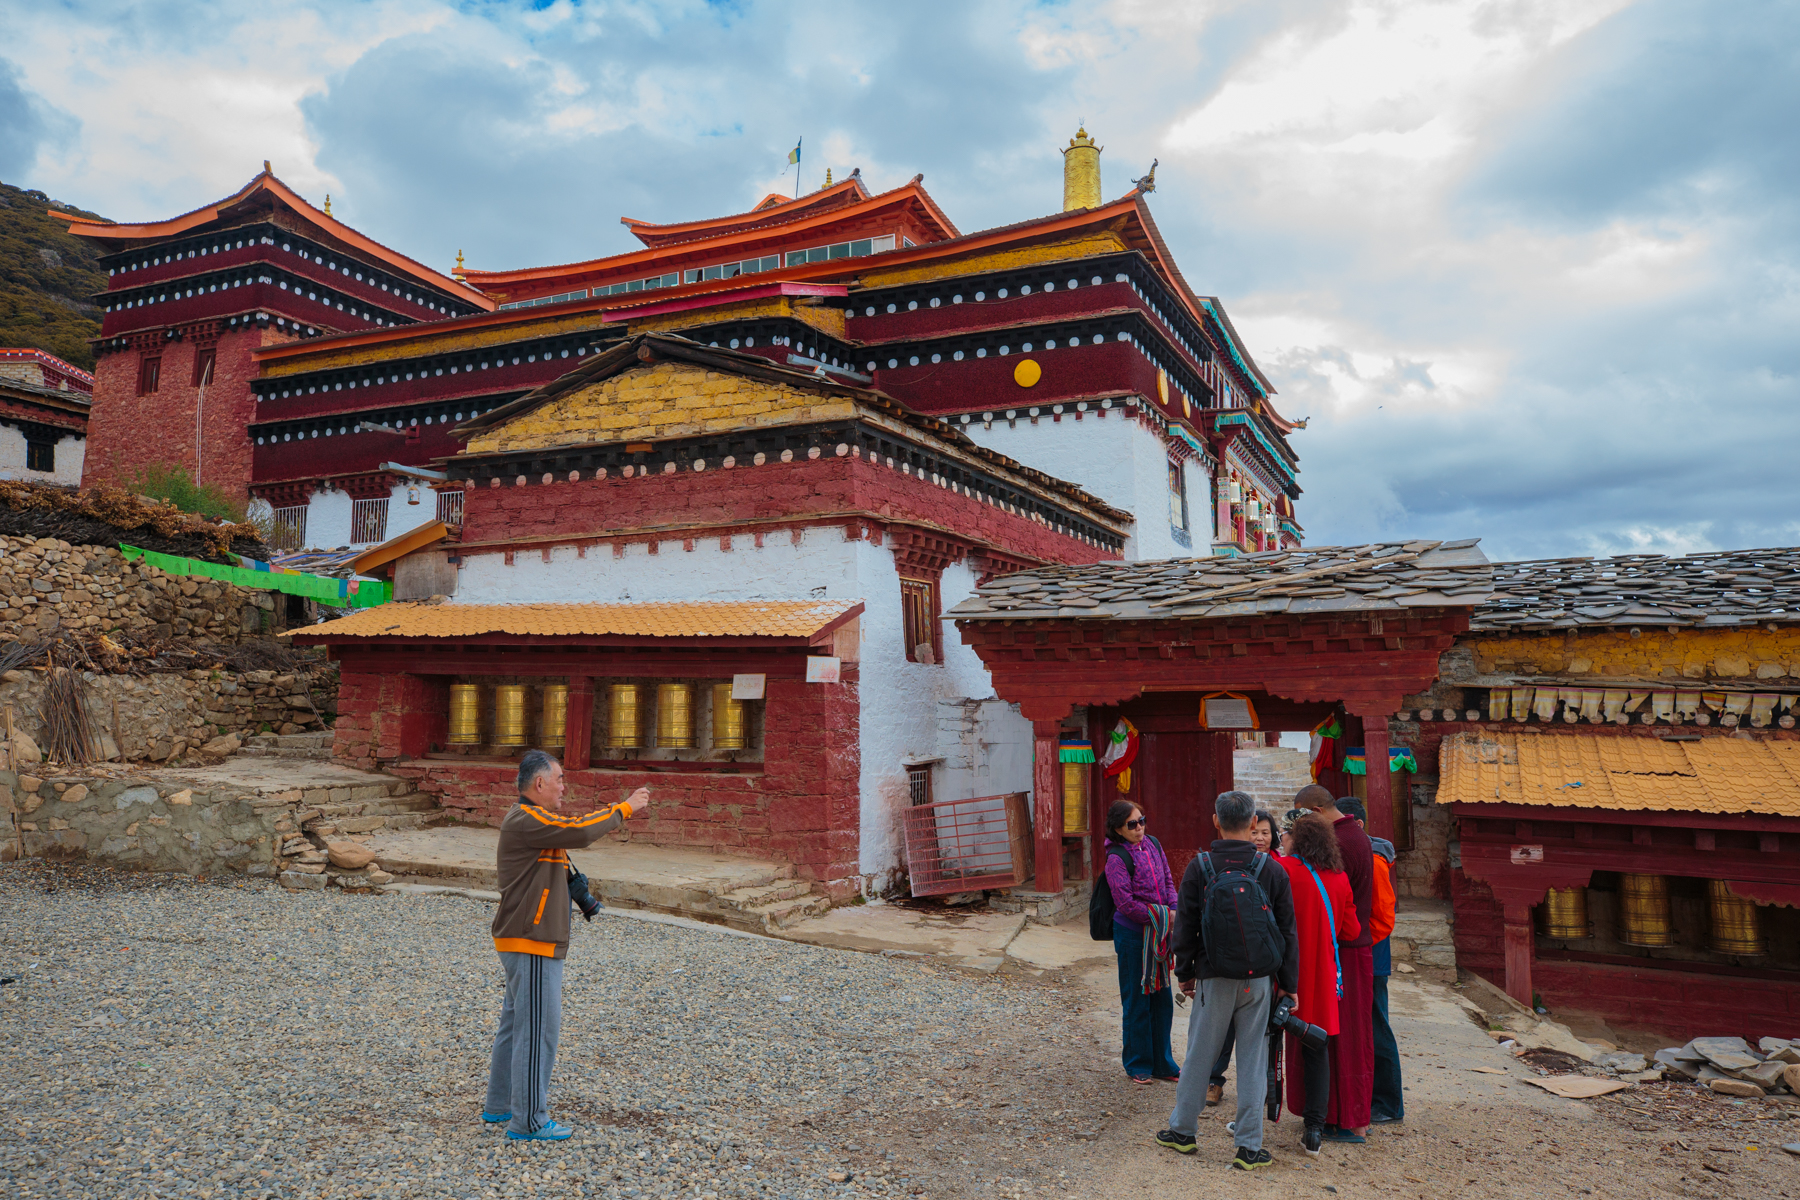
{"left": 0, "top": 667, "right": 336, "bottom": 764}
{"left": 0, "top": 534, "right": 277, "bottom": 640}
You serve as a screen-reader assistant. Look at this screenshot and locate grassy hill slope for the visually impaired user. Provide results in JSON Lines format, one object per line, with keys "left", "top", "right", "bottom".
{"left": 0, "top": 180, "right": 108, "bottom": 370}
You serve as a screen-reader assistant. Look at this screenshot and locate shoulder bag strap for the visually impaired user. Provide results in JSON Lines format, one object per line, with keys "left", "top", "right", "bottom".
{"left": 1302, "top": 860, "right": 1345, "bottom": 998}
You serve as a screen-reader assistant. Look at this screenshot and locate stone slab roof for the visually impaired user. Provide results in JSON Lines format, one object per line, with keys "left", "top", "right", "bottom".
{"left": 947, "top": 539, "right": 1490, "bottom": 622}
{"left": 1472, "top": 549, "right": 1800, "bottom": 631}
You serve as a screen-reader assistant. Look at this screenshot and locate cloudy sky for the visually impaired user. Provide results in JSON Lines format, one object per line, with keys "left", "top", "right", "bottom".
{"left": 4, "top": 0, "right": 1794, "bottom": 562}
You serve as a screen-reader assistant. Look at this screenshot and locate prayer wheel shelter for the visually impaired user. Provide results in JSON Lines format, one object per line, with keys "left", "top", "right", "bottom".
{"left": 1395, "top": 548, "right": 1800, "bottom": 1040}
{"left": 947, "top": 539, "right": 1492, "bottom": 893}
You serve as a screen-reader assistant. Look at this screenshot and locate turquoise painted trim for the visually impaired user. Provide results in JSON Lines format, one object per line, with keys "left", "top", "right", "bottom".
{"left": 1171, "top": 423, "right": 1205, "bottom": 454}
{"left": 1200, "top": 300, "right": 1268, "bottom": 400}
{"left": 1215, "top": 411, "right": 1297, "bottom": 482}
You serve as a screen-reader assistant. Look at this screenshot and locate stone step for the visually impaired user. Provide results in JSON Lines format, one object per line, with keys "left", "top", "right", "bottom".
{"left": 739, "top": 894, "right": 832, "bottom": 932}
{"left": 720, "top": 879, "right": 817, "bottom": 909}
{"left": 989, "top": 880, "right": 1090, "bottom": 926}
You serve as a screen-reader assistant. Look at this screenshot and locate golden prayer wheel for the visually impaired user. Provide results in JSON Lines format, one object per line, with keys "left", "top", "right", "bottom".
{"left": 447, "top": 683, "right": 483, "bottom": 745}
{"left": 1541, "top": 886, "right": 1591, "bottom": 940}
{"left": 540, "top": 684, "right": 568, "bottom": 749}
{"left": 1618, "top": 873, "right": 1674, "bottom": 947}
{"left": 607, "top": 684, "right": 645, "bottom": 748}
{"left": 492, "top": 684, "right": 530, "bottom": 747}
{"left": 1061, "top": 762, "right": 1089, "bottom": 834}
{"left": 657, "top": 683, "right": 695, "bottom": 748}
{"left": 711, "top": 683, "right": 747, "bottom": 750}
{"left": 1707, "top": 879, "right": 1766, "bottom": 955}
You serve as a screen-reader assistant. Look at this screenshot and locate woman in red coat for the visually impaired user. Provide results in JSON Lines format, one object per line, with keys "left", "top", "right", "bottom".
{"left": 1278, "top": 814, "right": 1361, "bottom": 1157}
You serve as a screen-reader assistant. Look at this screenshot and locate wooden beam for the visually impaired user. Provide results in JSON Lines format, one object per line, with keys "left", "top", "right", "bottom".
{"left": 1502, "top": 901, "right": 1535, "bottom": 1009}
{"left": 1032, "top": 719, "right": 1065, "bottom": 894}
{"left": 563, "top": 677, "right": 594, "bottom": 772}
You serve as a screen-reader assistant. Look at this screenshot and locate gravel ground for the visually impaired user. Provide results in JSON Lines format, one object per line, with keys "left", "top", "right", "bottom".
{"left": 0, "top": 861, "right": 1104, "bottom": 1200}
{"left": 7, "top": 860, "right": 1798, "bottom": 1200}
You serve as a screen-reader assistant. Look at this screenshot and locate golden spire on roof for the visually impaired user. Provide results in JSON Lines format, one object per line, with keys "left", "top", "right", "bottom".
{"left": 825, "top": 167, "right": 833, "bottom": 188}
{"left": 323, "top": 193, "right": 332, "bottom": 216}
{"left": 263, "top": 159, "right": 271, "bottom": 174}
{"left": 1062, "top": 123, "right": 1102, "bottom": 211}
{"left": 454, "top": 249, "right": 466, "bottom": 280}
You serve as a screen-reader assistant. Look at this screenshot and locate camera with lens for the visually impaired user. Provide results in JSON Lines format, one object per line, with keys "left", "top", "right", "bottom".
{"left": 567, "top": 867, "right": 603, "bottom": 922}
{"left": 1269, "top": 993, "right": 1328, "bottom": 1051}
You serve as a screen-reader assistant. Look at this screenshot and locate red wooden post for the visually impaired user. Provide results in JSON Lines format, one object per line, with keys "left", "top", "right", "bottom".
{"left": 1363, "top": 715, "right": 1395, "bottom": 844}
{"left": 1502, "top": 901, "right": 1536, "bottom": 1009}
{"left": 1032, "top": 719, "right": 1064, "bottom": 894}
{"left": 563, "top": 677, "right": 594, "bottom": 771}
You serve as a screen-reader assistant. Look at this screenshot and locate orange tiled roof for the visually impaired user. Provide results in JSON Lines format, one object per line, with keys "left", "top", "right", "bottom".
{"left": 1434, "top": 730, "right": 1800, "bottom": 817}
{"left": 289, "top": 599, "right": 862, "bottom": 641}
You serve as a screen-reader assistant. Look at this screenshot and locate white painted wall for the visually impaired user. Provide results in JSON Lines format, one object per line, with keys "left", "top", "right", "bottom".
{"left": 301, "top": 481, "right": 440, "bottom": 549}
{"left": 0, "top": 425, "right": 84, "bottom": 485}
{"left": 958, "top": 408, "right": 1214, "bottom": 561}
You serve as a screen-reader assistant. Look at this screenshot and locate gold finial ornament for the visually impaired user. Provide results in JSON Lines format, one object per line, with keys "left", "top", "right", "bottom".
{"left": 454, "top": 249, "right": 466, "bottom": 279}
{"left": 1062, "top": 124, "right": 1102, "bottom": 211}
{"left": 825, "top": 167, "right": 833, "bottom": 188}
{"left": 263, "top": 159, "right": 271, "bottom": 173}
{"left": 323, "top": 193, "right": 332, "bottom": 215}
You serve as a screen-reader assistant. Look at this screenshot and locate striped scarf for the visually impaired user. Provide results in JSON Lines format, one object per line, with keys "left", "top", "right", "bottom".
{"left": 1140, "top": 903, "right": 1173, "bottom": 995}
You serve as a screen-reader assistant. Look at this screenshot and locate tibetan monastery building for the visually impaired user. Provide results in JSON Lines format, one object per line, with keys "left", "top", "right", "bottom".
{"left": 57, "top": 129, "right": 1297, "bottom": 561}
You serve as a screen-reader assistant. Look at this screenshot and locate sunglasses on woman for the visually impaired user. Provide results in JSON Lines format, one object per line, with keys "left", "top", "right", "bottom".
{"left": 1124, "top": 818, "right": 1147, "bottom": 830}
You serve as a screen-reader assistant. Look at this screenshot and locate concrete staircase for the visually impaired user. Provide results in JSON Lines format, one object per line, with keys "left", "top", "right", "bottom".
{"left": 242, "top": 731, "right": 335, "bottom": 760}
{"left": 1391, "top": 898, "right": 1456, "bottom": 968}
{"left": 1232, "top": 746, "right": 1314, "bottom": 810}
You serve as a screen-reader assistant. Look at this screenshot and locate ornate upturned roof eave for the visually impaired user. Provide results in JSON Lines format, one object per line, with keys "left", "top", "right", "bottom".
{"left": 1472, "top": 547, "right": 1800, "bottom": 631}
{"left": 949, "top": 539, "right": 1491, "bottom": 622}
{"left": 51, "top": 170, "right": 491, "bottom": 308}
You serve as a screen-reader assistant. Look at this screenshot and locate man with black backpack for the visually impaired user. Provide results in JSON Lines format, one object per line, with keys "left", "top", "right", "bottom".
{"left": 1154, "top": 790, "right": 1299, "bottom": 1171}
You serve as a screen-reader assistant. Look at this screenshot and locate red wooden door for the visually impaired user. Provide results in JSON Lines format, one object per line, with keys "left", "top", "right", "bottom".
{"left": 1094, "top": 728, "right": 1234, "bottom": 884}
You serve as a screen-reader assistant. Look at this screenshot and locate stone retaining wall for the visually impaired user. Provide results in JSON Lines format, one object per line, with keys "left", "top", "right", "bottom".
{"left": 0, "top": 534, "right": 282, "bottom": 641}
{"left": 0, "top": 666, "right": 337, "bottom": 763}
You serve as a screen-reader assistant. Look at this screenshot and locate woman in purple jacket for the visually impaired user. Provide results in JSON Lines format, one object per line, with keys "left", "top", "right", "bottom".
{"left": 1103, "top": 799, "right": 1181, "bottom": 1084}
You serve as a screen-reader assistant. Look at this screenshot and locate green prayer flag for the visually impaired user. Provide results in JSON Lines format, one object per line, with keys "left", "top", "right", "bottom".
{"left": 117, "top": 544, "right": 390, "bottom": 608}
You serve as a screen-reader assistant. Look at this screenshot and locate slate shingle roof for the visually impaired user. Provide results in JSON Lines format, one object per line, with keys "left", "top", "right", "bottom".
{"left": 1472, "top": 549, "right": 1800, "bottom": 630}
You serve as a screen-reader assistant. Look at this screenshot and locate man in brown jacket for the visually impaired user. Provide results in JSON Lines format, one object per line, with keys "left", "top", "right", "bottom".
{"left": 483, "top": 749, "right": 649, "bottom": 1141}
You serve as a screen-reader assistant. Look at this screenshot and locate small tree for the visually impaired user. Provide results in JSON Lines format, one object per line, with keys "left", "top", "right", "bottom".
{"left": 128, "top": 464, "right": 244, "bottom": 522}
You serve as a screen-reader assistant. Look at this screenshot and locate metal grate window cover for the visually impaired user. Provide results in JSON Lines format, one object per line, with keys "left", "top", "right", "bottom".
{"left": 435, "top": 489, "right": 465, "bottom": 528}
{"left": 269, "top": 505, "right": 308, "bottom": 550}
{"left": 902, "top": 792, "right": 1026, "bottom": 897}
{"left": 350, "top": 497, "right": 390, "bottom": 545}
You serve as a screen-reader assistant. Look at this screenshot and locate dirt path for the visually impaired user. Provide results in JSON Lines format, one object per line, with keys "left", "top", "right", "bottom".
{"left": 824, "top": 956, "right": 1800, "bottom": 1200}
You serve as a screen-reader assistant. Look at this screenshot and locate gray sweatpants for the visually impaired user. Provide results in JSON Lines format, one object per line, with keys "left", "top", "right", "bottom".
{"left": 1168, "top": 976, "right": 1273, "bottom": 1149}
{"left": 485, "top": 951, "right": 566, "bottom": 1136}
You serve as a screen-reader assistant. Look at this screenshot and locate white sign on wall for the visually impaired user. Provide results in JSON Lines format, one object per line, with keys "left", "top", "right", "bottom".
{"left": 731, "top": 673, "right": 767, "bottom": 700}
{"left": 805, "top": 657, "right": 841, "bottom": 684}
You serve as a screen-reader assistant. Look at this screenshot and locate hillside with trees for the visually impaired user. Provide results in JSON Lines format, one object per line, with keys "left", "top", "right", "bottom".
{"left": 0, "top": 180, "right": 108, "bottom": 370}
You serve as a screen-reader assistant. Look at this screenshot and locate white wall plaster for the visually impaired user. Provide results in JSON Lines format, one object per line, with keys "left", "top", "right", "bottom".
{"left": 960, "top": 408, "right": 1213, "bottom": 560}
{"left": 0, "top": 425, "right": 84, "bottom": 485}
{"left": 300, "top": 481, "right": 438, "bottom": 550}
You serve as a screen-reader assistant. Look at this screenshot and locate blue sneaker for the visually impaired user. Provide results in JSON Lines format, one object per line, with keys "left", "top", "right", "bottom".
{"left": 506, "top": 1120, "right": 574, "bottom": 1142}
{"left": 481, "top": 1111, "right": 511, "bottom": 1124}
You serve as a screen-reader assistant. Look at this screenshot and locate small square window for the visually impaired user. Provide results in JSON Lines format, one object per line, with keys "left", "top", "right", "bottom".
{"left": 850, "top": 239, "right": 872, "bottom": 257}
{"left": 138, "top": 356, "right": 161, "bottom": 395}
{"left": 26, "top": 439, "right": 55, "bottom": 472}
{"left": 906, "top": 764, "right": 933, "bottom": 807}
{"left": 807, "top": 246, "right": 829, "bottom": 263}
{"left": 192, "top": 347, "right": 217, "bottom": 387}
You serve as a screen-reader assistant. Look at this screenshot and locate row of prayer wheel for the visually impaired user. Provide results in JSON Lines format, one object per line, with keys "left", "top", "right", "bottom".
{"left": 446, "top": 682, "right": 747, "bottom": 750}
{"left": 1540, "top": 876, "right": 1766, "bottom": 955}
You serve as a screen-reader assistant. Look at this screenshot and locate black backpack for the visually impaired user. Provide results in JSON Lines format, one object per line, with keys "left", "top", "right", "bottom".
{"left": 1088, "top": 836, "right": 1162, "bottom": 941}
{"left": 1198, "top": 851, "right": 1284, "bottom": 978}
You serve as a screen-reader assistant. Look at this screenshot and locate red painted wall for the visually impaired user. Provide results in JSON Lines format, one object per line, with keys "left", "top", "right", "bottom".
{"left": 872, "top": 342, "right": 1162, "bottom": 418}
{"left": 334, "top": 667, "right": 864, "bottom": 892}
{"left": 458, "top": 452, "right": 1118, "bottom": 565}
{"left": 85, "top": 326, "right": 286, "bottom": 502}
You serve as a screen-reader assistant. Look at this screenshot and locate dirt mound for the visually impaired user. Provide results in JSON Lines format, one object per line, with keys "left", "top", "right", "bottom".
{"left": 0, "top": 480, "right": 265, "bottom": 561}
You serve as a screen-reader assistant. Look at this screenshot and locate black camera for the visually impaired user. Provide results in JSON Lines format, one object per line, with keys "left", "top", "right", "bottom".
{"left": 567, "top": 868, "right": 603, "bottom": 922}
{"left": 1270, "top": 994, "right": 1328, "bottom": 1051}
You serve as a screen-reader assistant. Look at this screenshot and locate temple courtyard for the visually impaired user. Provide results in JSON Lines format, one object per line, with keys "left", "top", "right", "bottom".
{"left": 2, "top": 860, "right": 1794, "bottom": 1200}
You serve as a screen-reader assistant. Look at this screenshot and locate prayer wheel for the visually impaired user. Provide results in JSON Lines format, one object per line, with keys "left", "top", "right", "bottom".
{"left": 492, "top": 684, "right": 529, "bottom": 747}
{"left": 1541, "top": 886, "right": 1590, "bottom": 940}
{"left": 1617, "top": 873, "right": 1674, "bottom": 947}
{"left": 540, "top": 684, "right": 568, "bottom": 749}
{"left": 656, "top": 683, "right": 695, "bottom": 748}
{"left": 1061, "top": 762, "right": 1089, "bottom": 834}
{"left": 1707, "top": 879, "right": 1766, "bottom": 955}
{"left": 447, "top": 683, "right": 483, "bottom": 745}
{"left": 607, "top": 684, "right": 645, "bottom": 748}
{"left": 711, "top": 683, "right": 747, "bottom": 750}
